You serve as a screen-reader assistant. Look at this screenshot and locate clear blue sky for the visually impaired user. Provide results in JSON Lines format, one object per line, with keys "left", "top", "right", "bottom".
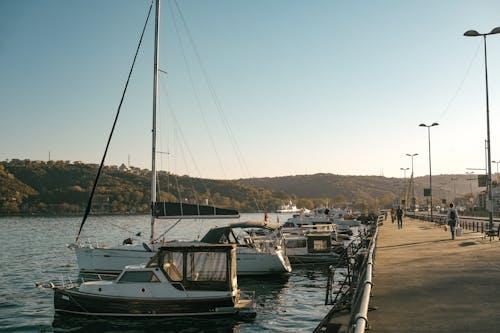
{"left": 1, "top": 0, "right": 500, "bottom": 179}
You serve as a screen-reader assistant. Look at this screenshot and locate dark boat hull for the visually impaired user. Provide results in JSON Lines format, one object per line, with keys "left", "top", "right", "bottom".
{"left": 54, "top": 288, "right": 254, "bottom": 319}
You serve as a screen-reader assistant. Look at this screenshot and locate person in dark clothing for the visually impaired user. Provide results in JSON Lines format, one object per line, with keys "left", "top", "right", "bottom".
{"left": 446, "top": 203, "right": 459, "bottom": 240}
{"left": 396, "top": 206, "right": 404, "bottom": 229}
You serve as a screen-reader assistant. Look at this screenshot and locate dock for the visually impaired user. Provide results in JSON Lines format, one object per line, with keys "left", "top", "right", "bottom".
{"left": 368, "top": 217, "right": 500, "bottom": 332}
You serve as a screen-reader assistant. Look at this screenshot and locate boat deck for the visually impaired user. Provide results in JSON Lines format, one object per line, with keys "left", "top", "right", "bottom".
{"left": 368, "top": 217, "right": 500, "bottom": 332}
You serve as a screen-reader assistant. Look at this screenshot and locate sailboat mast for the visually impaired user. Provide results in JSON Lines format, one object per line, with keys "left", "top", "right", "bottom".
{"left": 150, "top": 0, "right": 160, "bottom": 244}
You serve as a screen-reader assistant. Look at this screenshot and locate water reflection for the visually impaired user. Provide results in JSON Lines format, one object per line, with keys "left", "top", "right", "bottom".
{"left": 52, "top": 314, "right": 241, "bottom": 333}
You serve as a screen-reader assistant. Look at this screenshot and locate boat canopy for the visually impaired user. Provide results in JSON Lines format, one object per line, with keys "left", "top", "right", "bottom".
{"left": 200, "top": 221, "right": 280, "bottom": 244}
{"left": 148, "top": 244, "right": 237, "bottom": 291}
{"left": 154, "top": 202, "right": 240, "bottom": 219}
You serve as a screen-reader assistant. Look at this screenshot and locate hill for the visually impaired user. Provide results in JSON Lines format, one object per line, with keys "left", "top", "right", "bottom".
{"left": 0, "top": 159, "right": 484, "bottom": 216}
{"left": 237, "top": 173, "right": 482, "bottom": 208}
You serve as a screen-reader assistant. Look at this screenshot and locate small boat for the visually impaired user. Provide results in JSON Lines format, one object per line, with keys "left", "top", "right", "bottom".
{"left": 53, "top": 244, "right": 256, "bottom": 319}
{"left": 282, "top": 224, "right": 344, "bottom": 266}
{"left": 200, "top": 221, "right": 292, "bottom": 275}
{"left": 276, "top": 200, "right": 305, "bottom": 213}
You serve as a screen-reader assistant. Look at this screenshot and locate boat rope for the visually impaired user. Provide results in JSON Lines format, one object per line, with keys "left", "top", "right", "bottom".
{"left": 154, "top": 218, "right": 182, "bottom": 242}
{"left": 169, "top": 0, "right": 228, "bottom": 179}
{"left": 75, "top": 1, "right": 154, "bottom": 242}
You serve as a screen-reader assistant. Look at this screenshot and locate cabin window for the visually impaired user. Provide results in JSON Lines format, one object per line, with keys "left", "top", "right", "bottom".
{"left": 163, "top": 252, "right": 184, "bottom": 281}
{"left": 313, "top": 239, "right": 329, "bottom": 251}
{"left": 186, "top": 252, "right": 227, "bottom": 281}
{"left": 286, "top": 239, "right": 307, "bottom": 248}
{"left": 118, "top": 271, "right": 160, "bottom": 283}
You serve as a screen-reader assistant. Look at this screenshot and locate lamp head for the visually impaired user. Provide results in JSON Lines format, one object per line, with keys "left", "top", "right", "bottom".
{"left": 489, "top": 27, "right": 500, "bottom": 35}
{"left": 431, "top": 122, "right": 439, "bottom": 127}
{"left": 464, "top": 30, "right": 480, "bottom": 37}
{"left": 419, "top": 123, "right": 426, "bottom": 127}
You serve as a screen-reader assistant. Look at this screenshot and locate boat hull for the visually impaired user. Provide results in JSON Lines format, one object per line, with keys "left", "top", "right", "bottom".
{"left": 236, "top": 251, "right": 291, "bottom": 275}
{"left": 54, "top": 288, "right": 255, "bottom": 318}
{"left": 287, "top": 254, "right": 340, "bottom": 265}
{"left": 75, "top": 246, "right": 155, "bottom": 274}
{"left": 76, "top": 245, "right": 291, "bottom": 276}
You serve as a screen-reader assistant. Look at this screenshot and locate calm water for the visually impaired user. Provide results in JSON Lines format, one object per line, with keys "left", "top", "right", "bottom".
{"left": 0, "top": 213, "right": 337, "bottom": 332}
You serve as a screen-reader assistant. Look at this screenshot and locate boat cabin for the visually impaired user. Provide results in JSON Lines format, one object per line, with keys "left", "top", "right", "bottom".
{"left": 145, "top": 244, "right": 238, "bottom": 292}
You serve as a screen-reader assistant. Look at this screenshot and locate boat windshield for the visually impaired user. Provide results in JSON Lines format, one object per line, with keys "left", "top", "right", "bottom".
{"left": 118, "top": 270, "right": 160, "bottom": 283}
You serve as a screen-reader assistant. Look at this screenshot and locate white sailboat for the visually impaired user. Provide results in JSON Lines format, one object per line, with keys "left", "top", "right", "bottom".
{"left": 72, "top": 1, "right": 288, "bottom": 277}
{"left": 54, "top": 1, "right": 255, "bottom": 319}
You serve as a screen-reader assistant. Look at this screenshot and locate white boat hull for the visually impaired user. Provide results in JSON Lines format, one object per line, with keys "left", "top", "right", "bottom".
{"left": 75, "top": 246, "right": 156, "bottom": 274}
{"left": 75, "top": 245, "right": 291, "bottom": 276}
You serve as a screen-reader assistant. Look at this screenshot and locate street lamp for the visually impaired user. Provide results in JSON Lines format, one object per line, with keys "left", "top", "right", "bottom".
{"left": 406, "top": 153, "right": 418, "bottom": 210}
{"left": 419, "top": 122, "right": 439, "bottom": 222}
{"left": 464, "top": 27, "right": 500, "bottom": 232}
{"left": 401, "top": 167, "right": 409, "bottom": 210}
{"left": 466, "top": 171, "right": 475, "bottom": 210}
{"left": 492, "top": 160, "right": 500, "bottom": 181}
{"left": 451, "top": 177, "right": 458, "bottom": 203}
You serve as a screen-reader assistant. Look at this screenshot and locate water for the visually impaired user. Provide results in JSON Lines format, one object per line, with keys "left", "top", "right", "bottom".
{"left": 0, "top": 214, "right": 335, "bottom": 332}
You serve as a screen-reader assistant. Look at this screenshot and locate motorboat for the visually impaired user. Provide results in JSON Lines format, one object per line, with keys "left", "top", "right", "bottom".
{"left": 276, "top": 200, "right": 305, "bottom": 213}
{"left": 53, "top": 244, "right": 256, "bottom": 319}
{"left": 282, "top": 224, "right": 345, "bottom": 266}
{"left": 284, "top": 207, "right": 361, "bottom": 231}
{"left": 200, "top": 221, "right": 292, "bottom": 275}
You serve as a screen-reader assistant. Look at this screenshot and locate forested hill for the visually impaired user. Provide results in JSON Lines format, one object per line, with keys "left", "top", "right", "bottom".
{"left": 0, "top": 160, "right": 481, "bottom": 216}
{"left": 0, "top": 160, "right": 288, "bottom": 215}
{"left": 237, "top": 173, "right": 481, "bottom": 206}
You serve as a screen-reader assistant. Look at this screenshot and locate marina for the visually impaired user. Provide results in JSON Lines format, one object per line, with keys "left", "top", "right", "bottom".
{"left": 3, "top": 0, "right": 500, "bottom": 332}
{"left": 0, "top": 214, "right": 350, "bottom": 332}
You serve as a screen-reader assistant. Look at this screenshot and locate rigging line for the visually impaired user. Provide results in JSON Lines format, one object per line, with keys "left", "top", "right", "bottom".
{"left": 439, "top": 40, "right": 482, "bottom": 119}
{"left": 173, "top": 0, "right": 251, "bottom": 178}
{"left": 168, "top": 0, "right": 228, "bottom": 179}
{"left": 160, "top": 79, "right": 216, "bottom": 207}
{"left": 75, "top": 1, "right": 154, "bottom": 242}
{"left": 174, "top": 0, "right": 260, "bottom": 211}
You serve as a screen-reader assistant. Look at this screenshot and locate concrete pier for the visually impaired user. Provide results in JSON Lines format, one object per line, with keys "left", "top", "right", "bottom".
{"left": 368, "top": 217, "right": 500, "bottom": 332}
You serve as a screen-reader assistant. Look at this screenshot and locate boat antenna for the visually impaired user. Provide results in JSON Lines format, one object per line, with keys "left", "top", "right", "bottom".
{"left": 150, "top": 0, "right": 160, "bottom": 244}
{"left": 75, "top": 2, "right": 154, "bottom": 242}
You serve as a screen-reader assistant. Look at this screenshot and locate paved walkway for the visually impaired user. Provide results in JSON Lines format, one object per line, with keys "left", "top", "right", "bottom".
{"left": 368, "top": 217, "right": 500, "bottom": 332}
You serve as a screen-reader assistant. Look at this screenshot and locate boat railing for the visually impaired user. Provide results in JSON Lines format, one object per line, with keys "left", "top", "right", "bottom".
{"left": 69, "top": 238, "right": 102, "bottom": 249}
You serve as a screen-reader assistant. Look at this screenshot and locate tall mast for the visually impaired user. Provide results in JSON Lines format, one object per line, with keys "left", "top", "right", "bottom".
{"left": 150, "top": 0, "right": 160, "bottom": 244}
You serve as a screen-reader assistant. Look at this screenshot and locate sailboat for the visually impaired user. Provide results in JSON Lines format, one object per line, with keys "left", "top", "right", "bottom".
{"left": 53, "top": 0, "right": 256, "bottom": 319}
{"left": 71, "top": 0, "right": 288, "bottom": 277}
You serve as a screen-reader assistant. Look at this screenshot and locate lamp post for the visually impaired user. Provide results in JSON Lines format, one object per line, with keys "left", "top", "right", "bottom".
{"left": 451, "top": 177, "right": 458, "bottom": 203}
{"left": 401, "top": 167, "right": 409, "bottom": 210}
{"left": 419, "top": 123, "right": 439, "bottom": 222}
{"left": 464, "top": 27, "right": 500, "bottom": 232}
{"left": 466, "top": 171, "right": 475, "bottom": 211}
{"left": 406, "top": 153, "right": 418, "bottom": 210}
{"left": 492, "top": 160, "right": 500, "bottom": 181}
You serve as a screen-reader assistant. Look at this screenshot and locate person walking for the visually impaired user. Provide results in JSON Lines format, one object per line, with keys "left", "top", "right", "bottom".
{"left": 396, "top": 206, "right": 403, "bottom": 229}
{"left": 390, "top": 207, "right": 395, "bottom": 224}
{"left": 446, "top": 203, "right": 459, "bottom": 240}
{"left": 396, "top": 205, "right": 404, "bottom": 229}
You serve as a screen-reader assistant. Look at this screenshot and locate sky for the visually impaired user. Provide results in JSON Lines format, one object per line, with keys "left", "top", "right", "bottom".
{"left": 1, "top": 0, "right": 500, "bottom": 180}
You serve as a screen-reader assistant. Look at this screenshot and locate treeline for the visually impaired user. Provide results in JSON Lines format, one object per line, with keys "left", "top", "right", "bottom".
{"left": 0, "top": 160, "right": 292, "bottom": 215}
{"left": 3, "top": 159, "right": 476, "bottom": 216}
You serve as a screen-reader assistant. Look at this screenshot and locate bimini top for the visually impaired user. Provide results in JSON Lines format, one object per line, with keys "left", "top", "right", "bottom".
{"left": 200, "top": 221, "right": 280, "bottom": 244}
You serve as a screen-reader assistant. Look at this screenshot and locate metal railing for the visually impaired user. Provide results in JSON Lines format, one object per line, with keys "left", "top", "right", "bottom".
{"left": 315, "top": 215, "right": 381, "bottom": 333}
